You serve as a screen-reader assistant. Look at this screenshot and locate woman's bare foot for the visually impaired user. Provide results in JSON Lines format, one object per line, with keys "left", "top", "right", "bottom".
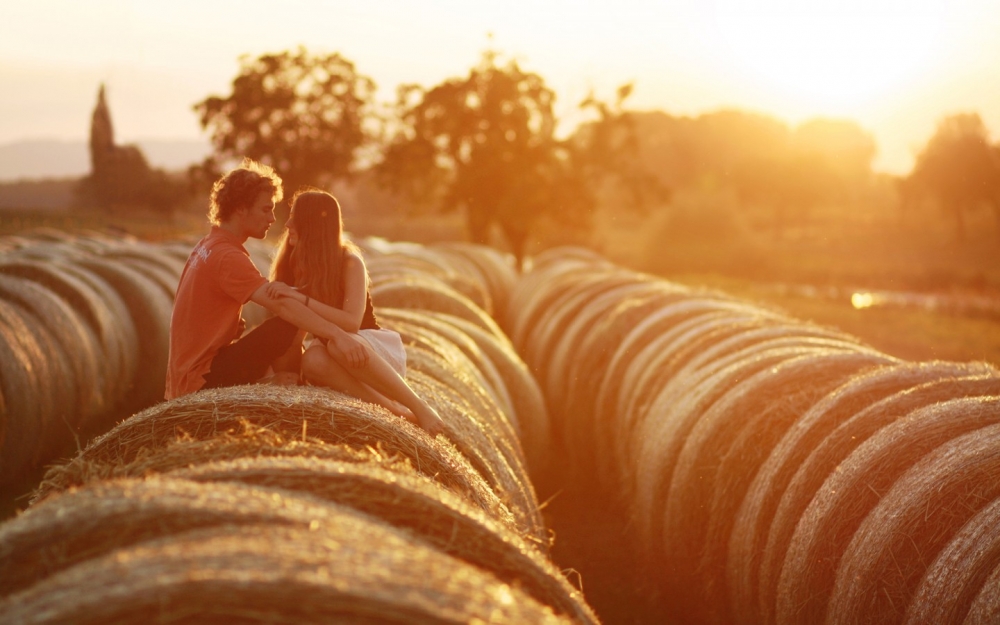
{"left": 385, "top": 400, "right": 417, "bottom": 424}
{"left": 414, "top": 404, "right": 446, "bottom": 437}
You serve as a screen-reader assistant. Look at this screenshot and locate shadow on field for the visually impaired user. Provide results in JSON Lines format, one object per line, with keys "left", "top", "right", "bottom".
{"left": 540, "top": 441, "right": 672, "bottom": 625}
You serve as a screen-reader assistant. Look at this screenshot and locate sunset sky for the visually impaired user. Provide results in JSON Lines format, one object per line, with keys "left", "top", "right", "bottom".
{"left": 2, "top": 0, "right": 999, "bottom": 174}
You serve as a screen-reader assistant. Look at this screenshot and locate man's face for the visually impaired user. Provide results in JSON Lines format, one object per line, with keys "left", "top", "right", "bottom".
{"left": 241, "top": 191, "right": 276, "bottom": 239}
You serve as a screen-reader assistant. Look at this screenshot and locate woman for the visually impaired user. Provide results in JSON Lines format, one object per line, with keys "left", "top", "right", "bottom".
{"left": 269, "top": 189, "right": 446, "bottom": 436}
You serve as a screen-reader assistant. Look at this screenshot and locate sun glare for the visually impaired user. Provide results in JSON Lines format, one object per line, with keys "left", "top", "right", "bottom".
{"left": 708, "top": 0, "right": 948, "bottom": 114}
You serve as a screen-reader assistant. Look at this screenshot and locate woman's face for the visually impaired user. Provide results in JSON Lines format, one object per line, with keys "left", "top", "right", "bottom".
{"left": 285, "top": 212, "right": 300, "bottom": 247}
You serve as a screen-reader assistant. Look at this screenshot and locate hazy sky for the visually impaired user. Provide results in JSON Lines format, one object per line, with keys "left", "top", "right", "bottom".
{"left": 2, "top": 0, "right": 999, "bottom": 173}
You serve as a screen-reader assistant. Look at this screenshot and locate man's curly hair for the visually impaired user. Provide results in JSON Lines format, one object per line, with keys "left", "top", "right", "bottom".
{"left": 208, "top": 158, "right": 284, "bottom": 225}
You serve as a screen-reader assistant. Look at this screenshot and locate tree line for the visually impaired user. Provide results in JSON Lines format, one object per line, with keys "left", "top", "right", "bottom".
{"left": 82, "top": 46, "right": 1000, "bottom": 262}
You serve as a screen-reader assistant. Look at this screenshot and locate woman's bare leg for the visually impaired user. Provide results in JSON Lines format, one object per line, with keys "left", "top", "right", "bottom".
{"left": 324, "top": 340, "right": 446, "bottom": 436}
{"left": 301, "top": 346, "right": 416, "bottom": 423}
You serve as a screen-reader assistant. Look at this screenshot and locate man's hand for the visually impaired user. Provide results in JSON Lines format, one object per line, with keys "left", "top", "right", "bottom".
{"left": 328, "top": 331, "right": 370, "bottom": 369}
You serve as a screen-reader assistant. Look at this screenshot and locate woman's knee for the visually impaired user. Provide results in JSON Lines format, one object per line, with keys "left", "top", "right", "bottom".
{"left": 300, "top": 346, "right": 333, "bottom": 382}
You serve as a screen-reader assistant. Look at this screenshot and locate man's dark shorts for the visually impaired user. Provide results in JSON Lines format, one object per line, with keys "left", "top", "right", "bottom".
{"left": 201, "top": 316, "right": 298, "bottom": 390}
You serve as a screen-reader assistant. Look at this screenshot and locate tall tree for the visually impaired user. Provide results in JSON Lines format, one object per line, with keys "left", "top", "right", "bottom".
{"left": 377, "top": 50, "right": 663, "bottom": 265}
{"left": 907, "top": 113, "right": 1000, "bottom": 239}
{"left": 194, "top": 47, "right": 376, "bottom": 195}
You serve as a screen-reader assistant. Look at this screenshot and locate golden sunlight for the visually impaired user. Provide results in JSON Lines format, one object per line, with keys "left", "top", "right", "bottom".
{"left": 708, "top": 0, "right": 948, "bottom": 114}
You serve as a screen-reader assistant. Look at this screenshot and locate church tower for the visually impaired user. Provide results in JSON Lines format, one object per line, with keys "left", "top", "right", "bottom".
{"left": 89, "top": 84, "right": 115, "bottom": 175}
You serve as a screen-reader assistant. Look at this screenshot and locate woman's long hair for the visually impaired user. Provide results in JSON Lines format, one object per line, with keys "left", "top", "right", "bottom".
{"left": 270, "top": 189, "right": 361, "bottom": 307}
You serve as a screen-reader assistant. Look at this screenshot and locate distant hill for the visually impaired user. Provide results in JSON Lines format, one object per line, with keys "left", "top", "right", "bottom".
{"left": 0, "top": 139, "right": 212, "bottom": 181}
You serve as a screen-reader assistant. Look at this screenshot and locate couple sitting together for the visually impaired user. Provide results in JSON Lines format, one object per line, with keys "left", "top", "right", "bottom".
{"left": 164, "top": 158, "right": 446, "bottom": 436}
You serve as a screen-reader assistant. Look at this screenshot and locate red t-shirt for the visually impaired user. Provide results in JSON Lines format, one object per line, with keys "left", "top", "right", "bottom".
{"left": 165, "top": 227, "right": 267, "bottom": 399}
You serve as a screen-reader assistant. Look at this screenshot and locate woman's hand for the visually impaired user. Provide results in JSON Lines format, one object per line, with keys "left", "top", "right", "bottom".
{"left": 266, "top": 281, "right": 299, "bottom": 301}
{"left": 328, "top": 331, "right": 370, "bottom": 369}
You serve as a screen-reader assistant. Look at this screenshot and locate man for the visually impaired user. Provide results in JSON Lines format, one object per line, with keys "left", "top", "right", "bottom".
{"left": 165, "top": 158, "right": 368, "bottom": 400}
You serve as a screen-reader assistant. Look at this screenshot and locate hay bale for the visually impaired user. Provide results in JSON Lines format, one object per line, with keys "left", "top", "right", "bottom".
{"left": 628, "top": 333, "right": 873, "bottom": 550}
{"left": 55, "top": 419, "right": 401, "bottom": 484}
{"left": 963, "top": 559, "right": 1000, "bottom": 625}
{"left": 0, "top": 300, "right": 48, "bottom": 484}
{"left": 404, "top": 368, "right": 545, "bottom": 542}
{"left": 777, "top": 392, "right": 1000, "bottom": 625}
{"left": 505, "top": 259, "right": 616, "bottom": 351}
{"left": 0, "top": 274, "right": 105, "bottom": 427}
{"left": 728, "top": 360, "right": 993, "bottom": 625}
{"left": 99, "top": 242, "right": 186, "bottom": 299}
{"left": 904, "top": 495, "right": 1000, "bottom": 624}
{"left": 371, "top": 278, "right": 506, "bottom": 343}
{"left": 581, "top": 297, "right": 782, "bottom": 483}
{"left": 76, "top": 256, "right": 172, "bottom": 415}
{"left": 829, "top": 412, "right": 1000, "bottom": 625}
{"left": 167, "top": 456, "right": 593, "bottom": 621}
{"left": 622, "top": 324, "right": 863, "bottom": 504}
{"left": 0, "top": 258, "right": 135, "bottom": 407}
{"left": 520, "top": 271, "right": 643, "bottom": 380}
{"left": 431, "top": 241, "right": 517, "bottom": 320}
{"left": 415, "top": 310, "right": 551, "bottom": 479}
{"left": 0, "top": 480, "right": 578, "bottom": 624}
{"left": 30, "top": 386, "right": 512, "bottom": 526}
{"left": 381, "top": 311, "right": 516, "bottom": 424}
{"left": 605, "top": 309, "right": 794, "bottom": 485}
{"left": 660, "top": 349, "right": 891, "bottom": 624}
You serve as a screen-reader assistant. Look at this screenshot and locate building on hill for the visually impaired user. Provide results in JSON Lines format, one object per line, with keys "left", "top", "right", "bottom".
{"left": 75, "top": 84, "right": 187, "bottom": 213}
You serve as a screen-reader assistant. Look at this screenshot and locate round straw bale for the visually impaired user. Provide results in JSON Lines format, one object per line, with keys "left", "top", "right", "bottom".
{"left": 100, "top": 242, "right": 186, "bottom": 298}
{"left": 964, "top": 560, "right": 1000, "bottom": 625}
{"left": 829, "top": 413, "right": 1000, "bottom": 625}
{"left": 1, "top": 476, "right": 375, "bottom": 596}
{"left": 777, "top": 392, "right": 1000, "bottom": 625}
{"left": 417, "top": 310, "right": 551, "bottom": 478}
{"left": 904, "top": 495, "right": 1000, "bottom": 624}
{"left": 404, "top": 368, "right": 544, "bottom": 541}
{"left": 382, "top": 312, "right": 516, "bottom": 424}
{"left": 574, "top": 295, "right": 773, "bottom": 479}
{"left": 505, "top": 260, "right": 617, "bottom": 350}
{"left": 523, "top": 245, "right": 610, "bottom": 272}
{"left": 31, "top": 385, "right": 514, "bottom": 531}
{"left": 630, "top": 335, "right": 874, "bottom": 562}
{"left": 0, "top": 258, "right": 134, "bottom": 405}
{"left": 371, "top": 278, "right": 506, "bottom": 342}
{"left": 0, "top": 521, "right": 577, "bottom": 624}
{"left": 605, "top": 308, "right": 795, "bottom": 485}
{"left": 431, "top": 241, "right": 517, "bottom": 319}
{"left": 660, "top": 349, "right": 891, "bottom": 624}
{"left": 167, "top": 456, "right": 593, "bottom": 621}
{"left": 551, "top": 282, "right": 694, "bottom": 468}
{"left": 0, "top": 273, "right": 105, "bottom": 426}
{"left": 728, "top": 360, "right": 993, "bottom": 625}
{"left": 75, "top": 256, "right": 172, "bottom": 415}
{"left": 64, "top": 420, "right": 401, "bottom": 483}
{"left": 0, "top": 295, "right": 81, "bottom": 464}
{"left": 0, "top": 301, "right": 47, "bottom": 484}
{"left": 520, "top": 270, "right": 644, "bottom": 379}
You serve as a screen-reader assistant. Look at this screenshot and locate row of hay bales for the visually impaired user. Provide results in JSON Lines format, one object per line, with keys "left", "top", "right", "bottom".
{"left": 506, "top": 247, "right": 1000, "bottom": 625}
{"left": 0, "top": 234, "right": 595, "bottom": 623}
{"left": 0, "top": 228, "right": 188, "bottom": 490}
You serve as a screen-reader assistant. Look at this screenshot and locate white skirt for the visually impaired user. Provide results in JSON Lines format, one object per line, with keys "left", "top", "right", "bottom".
{"left": 306, "top": 328, "right": 407, "bottom": 378}
{"left": 357, "top": 328, "right": 407, "bottom": 378}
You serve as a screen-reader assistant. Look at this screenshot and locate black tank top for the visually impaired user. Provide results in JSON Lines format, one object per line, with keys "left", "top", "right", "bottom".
{"left": 360, "top": 290, "right": 380, "bottom": 330}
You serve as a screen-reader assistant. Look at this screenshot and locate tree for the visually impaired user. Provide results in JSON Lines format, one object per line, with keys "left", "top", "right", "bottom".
{"left": 907, "top": 113, "right": 1000, "bottom": 239}
{"left": 194, "top": 47, "right": 376, "bottom": 196}
{"left": 376, "top": 50, "right": 664, "bottom": 265}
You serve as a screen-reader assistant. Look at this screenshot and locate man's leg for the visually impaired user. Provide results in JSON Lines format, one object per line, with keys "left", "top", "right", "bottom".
{"left": 202, "top": 316, "right": 298, "bottom": 390}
